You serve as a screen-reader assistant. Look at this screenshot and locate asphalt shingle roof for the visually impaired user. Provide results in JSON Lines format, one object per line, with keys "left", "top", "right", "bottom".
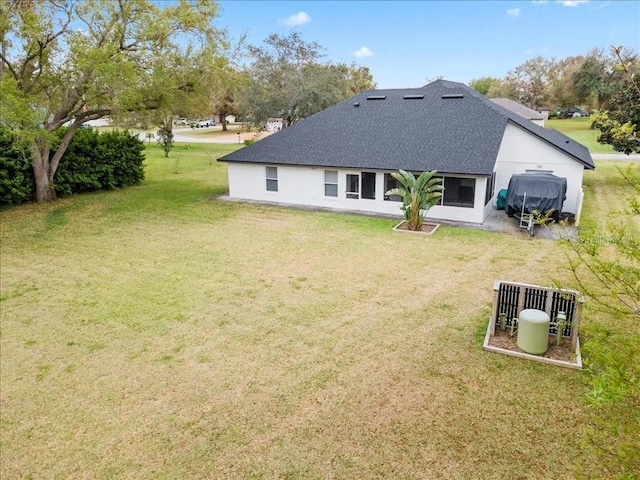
{"left": 489, "top": 98, "right": 547, "bottom": 121}
{"left": 219, "top": 80, "right": 594, "bottom": 174}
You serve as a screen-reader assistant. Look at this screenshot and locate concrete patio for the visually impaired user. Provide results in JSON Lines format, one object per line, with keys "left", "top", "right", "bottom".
{"left": 216, "top": 195, "right": 577, "bottom": 240}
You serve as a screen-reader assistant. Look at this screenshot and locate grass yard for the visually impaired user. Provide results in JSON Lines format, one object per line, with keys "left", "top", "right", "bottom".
{"left": 1, "top": 144, "right": 637, "bottom": 478}
{"left": 545, "top": 117, "right": 616, "bottom": 154}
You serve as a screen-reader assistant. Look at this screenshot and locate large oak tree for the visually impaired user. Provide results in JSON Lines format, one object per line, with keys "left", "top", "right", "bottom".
{"left": 0, "top": 0, "right": 222, "bottom": 201}
{"left": 505, "top": 56, "right": 553, "bottom": 110}
{"left": 238, "top": 32, "right": 376, "bottom": 129}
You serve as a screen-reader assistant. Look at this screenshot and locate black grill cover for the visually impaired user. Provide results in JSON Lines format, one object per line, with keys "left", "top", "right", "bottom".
{"left": 505, "top": 173, "right": 567, "bottom": 218}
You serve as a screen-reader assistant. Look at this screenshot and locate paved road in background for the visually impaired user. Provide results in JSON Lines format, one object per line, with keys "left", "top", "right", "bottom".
{"left": 142, "top": 130, "right": 640, "bottom": 159}
{"left": 139, "top": 128, "right": 272, "bottom": 144}
{"left": 592, "top": 153, "right": 640, "bottom": 161}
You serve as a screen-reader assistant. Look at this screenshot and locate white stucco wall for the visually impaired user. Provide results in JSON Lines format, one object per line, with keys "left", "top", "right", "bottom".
{"left": 494, "top": 122, "right": 587, "bottom": 215}
{"left": 227, "top": 163, "right": 489, "bottom": 223}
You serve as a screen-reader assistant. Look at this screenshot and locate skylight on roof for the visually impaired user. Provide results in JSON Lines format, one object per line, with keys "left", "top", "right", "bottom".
{"left": 366, "top": 95, "right": 387, "bottom": 100}
{"left": 442, "top": 93, "right": 464, "bottom": 99}
{"left": 403, "top": 95, "right": 424, "bottom": 100}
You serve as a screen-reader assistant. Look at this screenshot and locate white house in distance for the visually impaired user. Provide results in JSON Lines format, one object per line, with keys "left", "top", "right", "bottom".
{"left": 218, "top": 80, "right": 594, "bottom": 225}
{"left": 266, "top": 118, "right": 284, "bottom": 132}
{"left": 213, "top": 114, "right": 237, "bottom": 124}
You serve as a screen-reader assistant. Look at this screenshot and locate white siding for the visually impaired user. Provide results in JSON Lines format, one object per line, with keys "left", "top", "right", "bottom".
{"left": 494, "top": 122, "right": 587, "bottom": 216}
{"left": 227, "top": 163, "right": 488, "bottom": 223}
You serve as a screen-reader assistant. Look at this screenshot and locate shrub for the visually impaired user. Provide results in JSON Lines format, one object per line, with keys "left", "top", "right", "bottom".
{"left": 53, "top": 127, "right": 103, "bottom": 195}
{"left": 0, "top": 128, "right": 34, "bottom": 207}
{"left": 0, "top": 127, "right": 145, "bottom": 206}
{"left": 55, "top": 128, "right": 145, "bottom": 195}
{"left": 93, "top": 129, "right": 145, "bottom": 188}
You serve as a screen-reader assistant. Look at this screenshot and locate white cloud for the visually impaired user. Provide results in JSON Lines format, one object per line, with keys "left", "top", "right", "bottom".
{"left": 557, "top": 0, "right": 588, "bottom": 6}
{"left": 282, "top": 11, "right": 311, "bottom": 27}
{"left": 507, "top": 8, "right": 521, "bottom": 16}
{"left": 353, "top": 46, "right": 373, "bottom": 58}
{"left": 532, "top": 1, "right": 548, "bottom": 4}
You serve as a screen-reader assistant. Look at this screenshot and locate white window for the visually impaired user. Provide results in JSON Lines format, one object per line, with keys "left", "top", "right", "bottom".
{"left": 346, "top": 172, "right": 376, "bottom": 200}
{"left": 324, "top": 170, "right": 338, "bottom": 197}
{"left": 266, "top": 166, "right": 278, "bottom": 192}
{"left": 346, "top": 174, "right": 359, "bottom": 199}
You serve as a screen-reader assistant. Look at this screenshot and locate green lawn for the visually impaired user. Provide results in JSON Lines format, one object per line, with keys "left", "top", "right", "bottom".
{"left": 0, "top": 144, "right": 637, "bottom": 478}
{"left": 545, "top": 117, "right": 616, "bottom": 154}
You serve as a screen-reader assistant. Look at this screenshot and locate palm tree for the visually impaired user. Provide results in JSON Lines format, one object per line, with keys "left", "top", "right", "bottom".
{"left": 385, "top": 170, "right": 444, "bottom": 231}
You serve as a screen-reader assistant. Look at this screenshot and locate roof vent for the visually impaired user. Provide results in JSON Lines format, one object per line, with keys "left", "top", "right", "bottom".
{"left": 366, "top": 95, "right": 387, "bottom": 100}
{"left": 442, "top": 93, "right": 464, "bottom": 99}
{"left": 403, "top": 94, "right": 424, "bottom": 100}
{"left": 354, "top": 102, "right": 360, "bottom": 107}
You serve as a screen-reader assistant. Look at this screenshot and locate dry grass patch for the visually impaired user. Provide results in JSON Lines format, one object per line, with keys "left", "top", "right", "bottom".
{"left": 0, "top": 145, "right": 616, "bottom": 479}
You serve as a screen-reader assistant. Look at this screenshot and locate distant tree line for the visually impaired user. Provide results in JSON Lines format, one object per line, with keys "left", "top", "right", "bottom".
{"left": 469, "top": 46, "right": 640, "bottom": 154}
{"left": 2, "top": 0, "right": 635, "bottom": 206}
{"left": 469, "top": 47, "right": 637, "bottom": 112}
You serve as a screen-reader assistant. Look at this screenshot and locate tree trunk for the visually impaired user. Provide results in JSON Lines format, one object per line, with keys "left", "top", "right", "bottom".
{"left": 221, "top": 116, "right": 227, "bottom": 131}
{"left": 31, "top": 138, "right": 57, "bottom": 202}
{"left": 31, "top": 125, "right": 80, "bottom": 202}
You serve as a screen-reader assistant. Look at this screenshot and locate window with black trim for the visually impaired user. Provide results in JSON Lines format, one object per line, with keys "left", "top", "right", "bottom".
{"left": 441, "top": 177, "right": 475, "bottom": 208}
{"left": 485, "top": 172, "right": 496, "bottom": 206}
{"left": 361, "top": 172, "right": 376, "bottom": 199}
{"left": 346, "top": 174, "right": 359, "bottom": 199}
{"left": 384, "top": 173, "right": 402, "bottom": 202}
{"left": 346, "top": 172, "right": 376, "bottom": 200}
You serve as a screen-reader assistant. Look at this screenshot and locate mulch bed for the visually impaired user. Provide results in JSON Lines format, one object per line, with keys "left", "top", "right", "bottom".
{"left": 393, "top": 221, "right": 440, "bottom": 234}
{"left": 487, "top": 329, "right": 576, "bottom": 362}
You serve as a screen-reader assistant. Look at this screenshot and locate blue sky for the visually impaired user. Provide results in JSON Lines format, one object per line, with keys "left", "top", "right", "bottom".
{"left": 217, "top": 0, "right": 640, "bottom": 88}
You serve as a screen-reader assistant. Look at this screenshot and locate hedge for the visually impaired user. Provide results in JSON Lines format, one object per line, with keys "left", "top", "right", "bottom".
{"left": 0, "top": 128, "right": 35, "bottom": 207}
{"left": 0, "top": 127, "right": 145, "bottom": 207}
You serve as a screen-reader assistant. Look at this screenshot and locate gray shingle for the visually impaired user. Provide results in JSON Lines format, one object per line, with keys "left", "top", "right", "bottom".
{"left": 219, "top": 80, "right": 594, "bottom": 173}
{"left": 489, "top": 98, "right": 547, "bottom": 121}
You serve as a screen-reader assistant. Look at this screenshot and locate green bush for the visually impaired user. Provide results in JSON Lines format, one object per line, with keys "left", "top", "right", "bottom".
{"left": 0, "top": 127, "right": 145, "bottom": 207}
{"left": 53, "top": 127, "right": 103, "bottom": 195}
{"left": 0, "top": 128, "right": 34, "bottom": 207}
{"left": 54, "top": 128, "right": 145, "bottom": 195}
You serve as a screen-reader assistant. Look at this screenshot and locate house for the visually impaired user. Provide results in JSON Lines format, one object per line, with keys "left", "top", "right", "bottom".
{"left": 489, "top": 98, "right": 548, "bottom": 126}
{"left": 213, "top": 114, "right": 237, "bottom": 124}
{"left": 218, "top": 80, "right": 594, "bottom": 225}
{"left": 266, "top": 118, "right": 283, "bottom": 132}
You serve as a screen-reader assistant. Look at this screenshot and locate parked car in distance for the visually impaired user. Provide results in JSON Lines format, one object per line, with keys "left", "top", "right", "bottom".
{"left": 556, "top": 107, "right": 589, "bottom": 119}
{"left": 192, "top": 119, "right": 215, "bottom": 128}
{"left": 173, "top": 118, "right": 188, "bottom": 126}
